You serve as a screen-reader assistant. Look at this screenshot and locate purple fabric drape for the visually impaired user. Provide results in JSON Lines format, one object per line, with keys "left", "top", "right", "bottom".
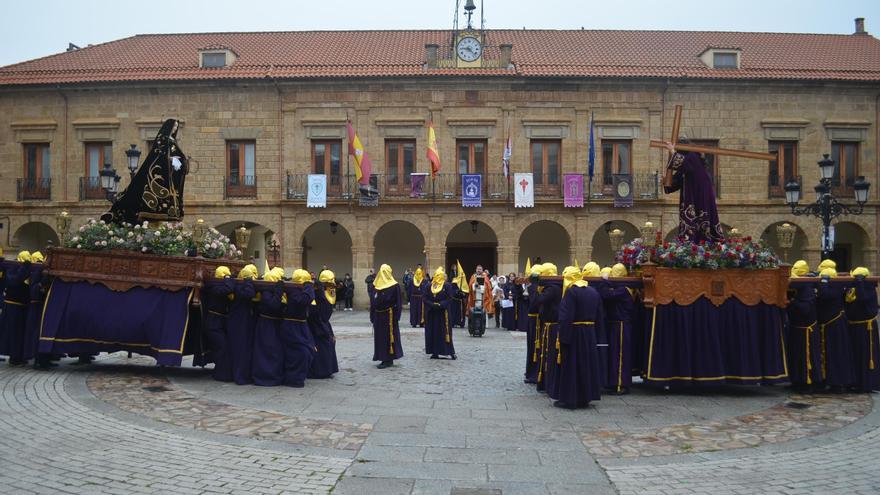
{"left": 39, "top": 280, "right": 193, "bottom": 366}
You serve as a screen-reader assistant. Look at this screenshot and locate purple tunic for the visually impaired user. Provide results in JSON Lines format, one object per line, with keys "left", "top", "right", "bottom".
{"left": 599, "top": 282, "right": 636, "bottom": 393}
{"left": 535, "top": 282, "right": 562, "bottom": 394}
{"left": 516, "top": 284, "right": 529, "bottom": 333}
{"left": 501, "top": 283, "right": 517, "bottom": 331}
{"left": 664, "top": 152, "right": 724, "bottom": 243}
{"left": 282, "top": 284, "right": 316, "bottom": 386}
{"left": 203, "top": 278, "right": 235, "bottom": 382}
{"left": 228, "top": 280, "right": 256, "bottom": 385}
{"left": 0, "top": 261, "right": 31, "bottom": 363}
{"left": 817, "top": 282, "right": 855, "bottom": 387}
{"left": 251, "top": 285, "right": 284, "bottom": 386}
{"left": 372, "top": 285, "right": 404, "bottom": 362}
{"left": 422, "top": 282, "right": 456, "bottom": 357}
{"left": 555, "top": 284, "right": 603, "bottom": 407}
{"left": 22, "top": 264, "right": 47, "bottom": 362}
{"left": 786, "top": 282, "right": 823, "bottom": 387}
{"left": 844, "top": 279, "right": 880, "bottom": 392}
{"left": 409, "top": 280, "right": 428, "bottom": 327}
{"left": 306, "top": 283, "right": 338, "bottom": 379}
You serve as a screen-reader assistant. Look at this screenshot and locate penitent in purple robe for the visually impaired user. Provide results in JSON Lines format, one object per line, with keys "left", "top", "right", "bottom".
{"left": 817, "top": 281, "right": 855, "bottom": 388}
{"left": 664, "top": 151, "right": 724, "bottom": 243}
{"left": 422, "top": 282, "right": 456, "bottom": 357}
{"left": 307, "top": 282, "right": 338, "bottom": 379}
{"left": 203, "top": 278, "right": 235, "bottom": 382}
{"left": 599, "top": 282, "right": 636, "bottom": 394}
{"left": 372, "top": 285, "right": 404, "bottom": 362}
{"left": 282, "top": 284, "right": 316, "bottom": 386}
{"left": 251, "top": 285, "right": 285, "bottom": 386}
{"left": 535, "top": 282, "right": 562, "bottom": 394}
{"left": 409, "top": 280, "right": 428, "bottom": 328}
{"left": 787, "top": 281, "right": 823, "bottom": 387}
{"left": 845, "top": 279, "right": 880, "bottom": 392}
{"left": 555, "top": 284, "right": 603, "bottom": 407}
{"left": 228, "top": 279, "right": 256, "bottom": 385}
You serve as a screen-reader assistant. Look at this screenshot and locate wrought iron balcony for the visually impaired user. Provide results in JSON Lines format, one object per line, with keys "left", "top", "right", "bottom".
{"left": 769, "top": 174, "right": 801, "bottom": 199}
{"left": 225, "top": 175, "right": 257, "bottom": 199}
{"left": 588, "top": 172, "right": 660, "bottom": 200}
{"left": 79, "top": 176, "right": 107, "bottom": 200}
{"left": 17, "top": 178, "right": 51, "bottom": 201}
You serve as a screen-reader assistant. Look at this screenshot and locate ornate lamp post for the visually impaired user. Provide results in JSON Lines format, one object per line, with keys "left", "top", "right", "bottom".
{"left": 727, "top": 227, "right": 741, "bottom": 242}
{"left": 56, "top": 210, "right": 72, "bottom": 245}
{"left": 267, "top": 235, "right": 281, "bottom": 267}
{"left": 785, "top": 154, "right": 871, "bottom": 260}
{"left": 640, "top": 221, "right": 658, "bottom": 248}
{"left": 125, "top": 144, "right": 142, "bottom": 178}
{"left": 234, "top": 224, "right": 252, "bottom": 260}
{"left": 608, "top": 228, "right": 625, "bottom": 253}
{"left": 775, "top": 222, "right": 796, "bottom": 262}
{"left": 99, "top": 161, "right": 121, "bottom": 202}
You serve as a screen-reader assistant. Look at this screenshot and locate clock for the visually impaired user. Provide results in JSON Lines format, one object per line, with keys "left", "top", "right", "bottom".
{"left": 456, "top": 36, "right": 482, "bottom": 62}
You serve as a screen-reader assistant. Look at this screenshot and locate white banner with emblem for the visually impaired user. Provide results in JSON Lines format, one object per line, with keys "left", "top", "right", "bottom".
{"left": 514, "top": 173, "right": 534, "bottom": 208}
{"left": 307, "top": 174, "right": 327, "bottom": 208}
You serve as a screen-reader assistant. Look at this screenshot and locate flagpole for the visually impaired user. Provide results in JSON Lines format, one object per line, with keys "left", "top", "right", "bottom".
{"left": 346, "top": 116, "right": 352, "bottom": 208}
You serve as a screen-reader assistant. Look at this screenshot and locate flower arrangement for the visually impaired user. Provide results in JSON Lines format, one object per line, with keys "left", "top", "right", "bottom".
{"left": 616, "top": 236, "right": 780, "bottom": 271}
{"left": 65, "top": 219, "right": 240, "bottom": 260}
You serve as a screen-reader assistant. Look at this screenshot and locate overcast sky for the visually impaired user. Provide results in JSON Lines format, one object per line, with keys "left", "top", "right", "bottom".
{"left": 2, "top": 0, "right": 878, "bottom": 67}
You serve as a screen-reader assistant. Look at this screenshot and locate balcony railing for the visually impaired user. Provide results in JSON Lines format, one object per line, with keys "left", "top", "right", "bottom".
{"left": 225, "top": 175, "right": 257, "bottom": 199}
{"left": 769, "top": 174, "right": 800, "bottom": 199}
{"left": 79, "top": 176, "right": 107, "bottom": 200}
{"left": 287, "top": 172, "right": 661, "bottom": 203}
{"left": 17, "top": 178, "right": 51, "bottom": 201}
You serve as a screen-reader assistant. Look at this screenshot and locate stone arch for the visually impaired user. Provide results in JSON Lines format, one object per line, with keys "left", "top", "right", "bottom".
{"left": 301, "top": 220, "right": 353, "bottom": 277}
{"left": 590, "top": 220, "right": 640, "bottom": 267}
{"left": 373, "top": 220, "right": 427, "bottom": 274}
{"left": 12, "top": 221, "right": 59, "bottom": 252}
{"left": 445, "top": 220, "right": 499, "bottom": 276}
{"left": 518, "top": 220, "right": 572, "bottom": 271}
{"left": 759, "top": 221, "right": 808, "bottom": 264}
{"left": 830, "top": 221, "right": 870, "bottom": 272}
{"left": 217, "top": 221, "right": 274, "bottom": 273}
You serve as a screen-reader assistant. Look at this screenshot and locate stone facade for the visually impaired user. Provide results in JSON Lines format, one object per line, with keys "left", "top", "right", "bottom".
{"left": 1, "top": 77, "right": 877, "bottom": 307}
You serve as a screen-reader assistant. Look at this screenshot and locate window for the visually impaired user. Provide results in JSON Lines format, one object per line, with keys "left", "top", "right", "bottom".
{"left": 530, "top": 140, "right": 560, "bottom": 195}
{"left": 312, "top": 140, "right": 342, "bottom": 193}
{"left": 713, "top": 52, "right": 738, "bottom": 69}
{"left": 601, "top": 140, "right": 632, "bottom": 186}
{"left": 85, "top": 142, "right": 112, "bottom": 177}
{"left": 24, "top": 143, "right": 50, "bottom": 181}
{"left": 226, "top": 140, "right": 256, "bottom": 197}
{"left": 385, "top": 140, "right": 415, "bottom": 194}
{"left": 768, "top": 141, "right": 798, "bottom": 197}
{"left": 457, "top": 139, "right": 488, "bottom": 193}
{"left": 831, "top": 141, "right": 859, "bottom": 195}
{"left": 690, "top": 139, "right": 720, "bottom": 198}
{"left": 201, "top": 52, "right": 227, "bottom": 68}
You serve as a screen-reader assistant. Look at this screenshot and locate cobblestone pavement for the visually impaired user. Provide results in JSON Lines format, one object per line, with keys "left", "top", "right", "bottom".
{"left": 1, "top": 308, "right": 878, "bottom": 494}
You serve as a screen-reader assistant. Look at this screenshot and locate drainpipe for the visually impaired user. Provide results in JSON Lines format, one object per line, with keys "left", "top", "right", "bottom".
{"left": 57, "top": 87, "right": 69, "bottom": 202}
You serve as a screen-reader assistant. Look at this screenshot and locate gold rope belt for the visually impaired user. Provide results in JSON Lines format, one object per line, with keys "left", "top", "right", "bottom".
{"left": 538, "top": 322, "right": 558, "bottom": 382}
{"left": 282, "top": 317, "right": 307, "bottom": 322}
{"left": 849, "top": 317, "right": 877, "bottom": 369}
{"left": 444, "top": 309, "right": 451, "bottom": 344}
{"left": 208, "top": 310, "right": 228, "bottom": 317}
{"left": 4, "top": 300, "right": 25, "bottom": 306}
{"left": 377, "top": 307, "right": 396, "bottom": 355}
{"left": 532, "top": 314, "right": 541, "bottom": 363}
{"left": 257, "top": 314, "right": 281, "bottom": 320}
{"left": 794, "top": 322, "right": 817, "bottom": 384}
{"left": 819, "top": 310, "right": 845, "bottom": 379}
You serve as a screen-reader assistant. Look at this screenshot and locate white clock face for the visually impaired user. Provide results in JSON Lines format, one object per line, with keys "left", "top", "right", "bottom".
{"left": 456, "top": 37, "right": 482, "bottom": 62}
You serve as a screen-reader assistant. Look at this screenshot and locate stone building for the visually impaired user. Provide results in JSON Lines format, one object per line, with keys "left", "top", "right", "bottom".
{"left": 1, "top": 19, "right": 878, "bottom": 306}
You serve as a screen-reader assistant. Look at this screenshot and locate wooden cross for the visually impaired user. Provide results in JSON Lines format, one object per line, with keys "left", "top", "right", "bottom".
{"left": 650, "top": 105, "right": 777, "bottom": 161}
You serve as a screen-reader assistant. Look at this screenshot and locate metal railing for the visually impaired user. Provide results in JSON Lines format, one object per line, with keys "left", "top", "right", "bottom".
{"left": 225, "top": 175, "right": 257, "bottom": 199}
{"left": 768, "top": 174, "right": 800, "bottom": 199}
{"left": 287, "top": 171, "right": 662, "bottom": 203}
{"left": 17, "top": 178, "right": 51, "bottom": 201}
{"left": 79, "top": 176, "right": 106, "bottom": 200}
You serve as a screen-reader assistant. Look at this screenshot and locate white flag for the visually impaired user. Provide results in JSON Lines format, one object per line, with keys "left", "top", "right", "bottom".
{"left": 307, "top": 174, "right": 327, "bottom": 208}
{"left": 502, "top": 136, "right": 511, "bottom": 178}
{"left": 514, "top": 173, "right": 534, "bottom": 208}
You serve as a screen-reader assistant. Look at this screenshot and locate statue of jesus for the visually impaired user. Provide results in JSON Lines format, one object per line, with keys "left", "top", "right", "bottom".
{"left": 663, "top": 139, "right": 724, "bottom": 244}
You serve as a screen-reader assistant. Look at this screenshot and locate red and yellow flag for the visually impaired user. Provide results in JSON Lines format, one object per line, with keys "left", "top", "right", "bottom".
{"left": 426, "top": 121, "right": 441, "bottom": 177}
{"left": 347, "top": 121, "right": 372, "bottom": 185}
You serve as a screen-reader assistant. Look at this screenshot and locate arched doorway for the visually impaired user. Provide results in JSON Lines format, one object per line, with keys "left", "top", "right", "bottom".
{"left": 301, "top": 220, "right": 353, "bottom": 277}
{"left": 829, "top": 221, "right": 869, "bottom": 272}
{"left": 518, "top": 220, "right": 571, "bottom": 272}
{"left": 13, "top": 222, "right": 59, "bottom": 252}
{"left": 217, "top": 221, "right": 272, "bottom": 273}
{"left": 760, "top": 221, "right": 807, "bottom": 264}
{"left": 590, "top": 221, "right": 639, "bottom": 267}
{"left": 446, "top": 220, "right": 498, "bottom": 277}
{"left": 374, "top": 221, "right": 426, "bottom": 273}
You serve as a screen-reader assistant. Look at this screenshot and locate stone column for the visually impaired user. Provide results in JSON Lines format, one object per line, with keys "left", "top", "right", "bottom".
{"left": 498, "top": 245, "right": 516, "bottom": 276}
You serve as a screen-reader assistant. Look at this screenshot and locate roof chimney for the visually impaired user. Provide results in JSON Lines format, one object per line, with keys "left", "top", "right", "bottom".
{"left": 425, "top": 44, "right": 439, "bottom": 68}
{"left": 854, "top": 17, "right": 866, "bottom": 35}
{"left": 66, "top": 43, "right": 80, "bottom": 52}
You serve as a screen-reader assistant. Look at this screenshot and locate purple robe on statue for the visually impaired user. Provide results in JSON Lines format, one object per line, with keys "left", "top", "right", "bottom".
{"left": 228, "top": 279, "right": 256, "bottom": 385}
{"left": 845, "top": 279, "right": 880, "bottom": 392}
{"left": 372, "top": 285, "right": 404, "bottom": 362}
{"left": 817, "top": 281, "right": 854, "bottom": 388}
{"left": 664, "top": 151, "right": 724, "bottom": 243}
{"left": 306, "top": 282, "right": 338, "bottom": 379}
{"left": 554, "top": 284, "right": 603, "bottom": 407}
{"left": 282, "top": 284, "right": 316, "bottom": 386}
{"left": 422, "top": 282, "right": 456, "bottom": 357}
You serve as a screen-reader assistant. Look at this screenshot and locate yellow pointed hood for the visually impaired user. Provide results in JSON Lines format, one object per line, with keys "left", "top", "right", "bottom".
{"left": 817, "top": 259, "right": 837, "bottom": 273}
{"left": 851, "top": 266, "right": 870, "bottom": 277}
{"left": 431, "top": 266, "right": 447, "bottom": 294}
{"left": 319, "top": 269, "right": 336, "bottom": 305}
{"left": 373, "top": 263, "right": 397, "bottom": 290}
{"left": 238, "top": 264, "right": 258, "bottom": 280}
{"left": 31, "top": 251, "right": 45, "bottom": 263}
{"left": 413, "top": 267, "right": 425, "bottom": 286}
{"left": 790, "top": 260, "right": 810, "bottom": 278}
{"left": 562, "top": 265, "right": 588, "bottom": 297}
{"left": 611, "top": 263, "right": 628, "bottom": 278}
{"left": 214, "top": 266, "right": 231, "bottom": 279}
{"left": 17, "top": 250, "right": 32, "bottom": 263}
{"left": 582, "top": 262, "right": 601, "bottom": 278}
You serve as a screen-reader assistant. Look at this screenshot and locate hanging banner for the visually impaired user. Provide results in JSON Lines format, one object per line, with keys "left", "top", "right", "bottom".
{"left": 462, "top": 174, "right": 482, "bottom": 207}
{"left": 563, "top": 174, "right": 584, "bottom": 208}
{"left": 411, "top": 173, "right": 428, "bottom": 198}
{"left": 307, "top": 174, "right": 326, "bottom": 208}
{"left": 359, "top": 175, "right": 379, "bottom": 207}
{"left": 613, "top": 174, "right": 633, "bottom": 208}
{"left": 514, "top": 173, "right": 534, "bottom": 208}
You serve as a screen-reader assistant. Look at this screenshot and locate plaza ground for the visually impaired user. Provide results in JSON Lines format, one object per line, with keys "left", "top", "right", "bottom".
{"left": 1, "top": 310, "right": 878, "bottom": 494}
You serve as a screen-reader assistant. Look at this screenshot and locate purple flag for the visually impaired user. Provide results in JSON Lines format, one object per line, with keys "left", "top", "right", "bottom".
{"left": 410, "top": 173, "right": 427, "bottom": 198}
{"left": 563, "top": 174, "right": 584, "bottom": 208}
{"left": 462, "top": 174, "right": 482, "bottom": 207}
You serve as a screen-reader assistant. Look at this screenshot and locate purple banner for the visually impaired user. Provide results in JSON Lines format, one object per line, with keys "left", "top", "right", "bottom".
{"left": 462, "top": 174, "right": 482, "bottom": 207}
{"left": 411, "top": 173, "right": 428, "bottom": 198}
{"left": 563, "top": 174, "right": 584, "bottom": 208}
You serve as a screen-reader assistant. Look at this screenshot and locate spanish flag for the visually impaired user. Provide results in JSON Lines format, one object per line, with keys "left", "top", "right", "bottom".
{"left": 426, "top": 121, "right": 441, "bottom": 177}
{"left": 347, "top": 121, "right": 372, "bottom": 185}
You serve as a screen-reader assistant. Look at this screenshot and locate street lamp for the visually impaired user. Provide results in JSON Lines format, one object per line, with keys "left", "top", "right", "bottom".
{"left": 99, "top": 161, "right": 121, "bottom": 202}
{"left": 608, "top": 228, "right": 625, "bottom": 253}
{"left": 267, "top": 235, "right": 281, "bottom": 267}
{"left": 125, "top": 144, "right": 141, "bottom": 177}
{"left": 784, "top": 154, "right": 871, "bottom": 260}
{"left": 234, "top": 224, "right": 252, "bottom": 260}
{"left": 640, "top": 221, "right": 658, "bottom": 248}
{"left": 775, "top": 222, "right": 796, "bottom": 262}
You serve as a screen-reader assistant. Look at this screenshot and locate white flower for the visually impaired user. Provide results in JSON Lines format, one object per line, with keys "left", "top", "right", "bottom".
{"left": 76, "top": 244, "right": 82, "bottom": 249}
{"left": 94, "top": 241, "right": 100, "bottom": 246}
{"left": 154, "top": 231, "right": 160, "bottom": 236}
{"left": 71, "top": 236, "right": 80, "bottom": 242}
{"left": 143, "top": 221, "right": 149, "bottom": 228}
{"left": 211, "top": 241, "right": 218, "bottom": 249}
{"left": 101, "top": 240, "right": 108, "bottom": 246}
{"left": 134, "top": 224, "right": 141, "bottom": 230}
{"left": 127, "top": 231, "right": 134, "bottom": 238}
{"left": 89, "top": 219, "right": 96, "bottom": 224}
{"left": 141, "top": 247, "right": 148, "bottom": 252}
{"left": 136, "top": 235, "right": 143, "bottom": 242}
{"left": 176, "top": 235, "right": 183, "bottom": 241}
{"left": 79, "top": 226, "right": 85, "bottom": 232}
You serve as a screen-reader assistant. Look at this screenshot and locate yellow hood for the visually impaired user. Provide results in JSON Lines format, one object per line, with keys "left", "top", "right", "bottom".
{"left": 431, "top": 266, "right": 447, "bottom": 294}
{"left": 600, "top": 267, "right": 612, "bottom": 277}
{"left": 263, "top": 270, "right": 282, "bottom": 283}
{"left": 851, "top": 267, "right": 871, "bottom": 277}
{"left": 562, "top": 265, "right": 588, "bottom": 297}
{"left": 611, "top": 263, "right": 628, "bottom": 278}
{"left": 238, "top": 264, "right": 258, "bottom": 280}
{"left": 373, "top": 264, "right": 397, "bottom": 290}
{"left": 413, "top": 267, "right": 425, "bottom": 286}
{"left": 582, "top": 262, "right": 601, "bottom": 278}
{"left": 817, "top": 259, "right": 837, "bottom": 273}
{"left": 214, "top": 266, "right": 231, "bottom": 279}
{"left": 540, "top": 263, "right": 558, "bottom": 277}
{"left": 292, "top": 269, "right": 312, "bottom": 285}
{"left": 319, "top": 269, "right": 336, "bottom": 305}
{"left": 790, "top": 260, "right": 810, "bottom": 278}
{"left": 31, "top": 251, "right": 45, "bottom": 263}
{"left": 17, "top": 250, "right": 32, "bottom": 263}
{"left": 820, "top": 267, "right": 837, "bottom": 278}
